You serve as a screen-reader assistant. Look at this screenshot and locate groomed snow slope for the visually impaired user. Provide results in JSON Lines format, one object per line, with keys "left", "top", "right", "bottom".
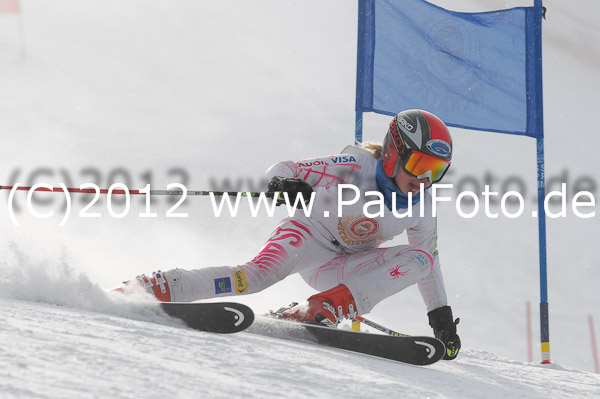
{"left": 1, "top": 264, "right": 599, "bottom": 398}
{"left": 2, "top": 297, "right": 600, "bottom": 399}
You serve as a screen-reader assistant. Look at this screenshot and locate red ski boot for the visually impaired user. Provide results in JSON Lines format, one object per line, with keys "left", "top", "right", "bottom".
{"left": 113, "top": 270, "right": 172, "bottom": 302}
{"left": 282, "top": 284, "right": 358, "bottom": 326}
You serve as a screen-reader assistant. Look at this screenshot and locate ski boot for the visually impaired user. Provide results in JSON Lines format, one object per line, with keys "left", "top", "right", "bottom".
{"left": 113, "top": 270, "right": 172, "bottom": 302}
{"left": 280, "top": 284, "right": 358, "bottom": 326}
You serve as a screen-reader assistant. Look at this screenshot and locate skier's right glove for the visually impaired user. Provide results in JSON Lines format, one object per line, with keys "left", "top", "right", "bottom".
{"left": 267, "top": 176, "right": 313, "bottom": 207}
{"left": 428, "top": 305, "right": 461, "bottom": 360}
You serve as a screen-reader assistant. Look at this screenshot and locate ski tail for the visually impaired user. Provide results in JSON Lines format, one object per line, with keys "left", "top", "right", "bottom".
{"left": 160, "top": 302, "right": 254, "bottom": 333}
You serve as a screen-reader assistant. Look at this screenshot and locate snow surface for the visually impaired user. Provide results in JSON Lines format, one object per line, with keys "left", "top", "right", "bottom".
{"left": 1, "top": 0, "right": 600, "bottom": 397}
{"left": 1, "top": 268, "right": 599, "bottom": 399}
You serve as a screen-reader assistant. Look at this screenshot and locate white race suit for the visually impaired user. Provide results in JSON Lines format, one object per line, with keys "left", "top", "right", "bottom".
{"left": 163, "top": 145, "right": 448, "bottom": 314}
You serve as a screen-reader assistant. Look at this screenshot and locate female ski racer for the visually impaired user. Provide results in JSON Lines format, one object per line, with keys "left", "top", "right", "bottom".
{"left": 125, "top": 109, "right": 461, "bottom": 360}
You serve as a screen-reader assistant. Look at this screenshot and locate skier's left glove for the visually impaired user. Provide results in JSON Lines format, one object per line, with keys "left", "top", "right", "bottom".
{"left": 267, "top": 176, "right": 313, "bottom": 207}
{"left": 428, "top": 305, "right": 461, "bottom": 360}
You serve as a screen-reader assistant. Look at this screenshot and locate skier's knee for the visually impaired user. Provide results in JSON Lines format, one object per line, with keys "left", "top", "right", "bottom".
{"left": 407, "top": 248, "right": 434, "bottom": 276}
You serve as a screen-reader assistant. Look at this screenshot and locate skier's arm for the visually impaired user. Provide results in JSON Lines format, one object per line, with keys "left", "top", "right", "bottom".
{"left": 406, "top": 206, "right": 448, "bottom": 312}
{"left": 407, "top": 198, "right": 461, "bottom": 360}
{"left": 266, "top": 152, "right": 365, "bottom": 189}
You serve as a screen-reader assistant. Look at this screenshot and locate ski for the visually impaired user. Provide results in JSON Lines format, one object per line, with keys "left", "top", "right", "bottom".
{"left": 247, "top": 316, "right": 445, "bottom": 365}
{"left": 159, "top": 302, "right": 254, "bottom": 334}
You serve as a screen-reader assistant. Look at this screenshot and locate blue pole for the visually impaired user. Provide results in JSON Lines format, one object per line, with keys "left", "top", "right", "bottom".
{"left": 537, "top": 136, "right": 550, "bottom": 364}
{"left": 355, "top": 111, "right": 363, "bottom": 144}
{"left": 533, "top": 0, "right": 550, "bottom": 364}
{"left": 355, "top": 0, "right": 373, "bottom": 145}
{"left": 355, "top": 0, "right": 367, "bottom": 144}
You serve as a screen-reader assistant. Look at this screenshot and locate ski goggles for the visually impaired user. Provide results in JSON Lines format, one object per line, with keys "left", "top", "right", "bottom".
{"left": 383, "top": 133, "right": 450, "bottom": 183}
{"left": 403, "top": 150, "right": 450, "bottom": 183}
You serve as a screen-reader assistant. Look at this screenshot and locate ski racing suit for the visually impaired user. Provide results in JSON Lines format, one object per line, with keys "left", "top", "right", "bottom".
{"left": 163, "top": 145, "right": 448, "bottom": 315}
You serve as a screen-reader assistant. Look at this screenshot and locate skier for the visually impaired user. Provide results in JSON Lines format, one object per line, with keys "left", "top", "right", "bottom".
{"left": 122, "top": 109, "right": 461, "bottom": 360}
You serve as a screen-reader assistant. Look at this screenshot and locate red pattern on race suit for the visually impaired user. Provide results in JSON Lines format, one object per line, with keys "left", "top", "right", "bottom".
{"left": 304, "top": 247, "right": 431, "bottom": 289}
{"left": 267, "top": 155, "right": 362, "bottom": 190}
{"left": 247, "top": 220, "right": 313, "bottom": 282}
{"left": 297, "top": 161, "right": 362, "bottom": 188}
{"left": 388, "top": 264, "right": 410, "bottom": 279}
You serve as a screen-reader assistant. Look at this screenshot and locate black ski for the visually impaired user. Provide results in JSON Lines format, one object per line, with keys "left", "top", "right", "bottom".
{"left": 159, "top": 302, "right": 254, "bottom": 334}
{"left": 247, "top": 316, "right": 445, "bottom": 365}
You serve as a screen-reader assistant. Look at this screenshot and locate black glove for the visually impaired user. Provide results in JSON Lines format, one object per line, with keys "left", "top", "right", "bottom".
{"left": 428, "top": 305, "right": 461, "bottom": 360}
{"left": 268, "top": 177, "right": 313, "bottom": 207}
